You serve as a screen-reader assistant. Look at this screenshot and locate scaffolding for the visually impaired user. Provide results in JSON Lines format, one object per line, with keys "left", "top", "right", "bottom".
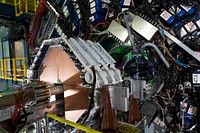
{"left": 0, "top": 0, "right": 39, "bottom": 16}
{"left": 0, "top": 58, "right": 26, "bottom": 82}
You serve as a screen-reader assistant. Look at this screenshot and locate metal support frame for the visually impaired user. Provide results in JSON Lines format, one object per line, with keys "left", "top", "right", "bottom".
{"left": 0, "top": 58, "right": 26, "bottom": 82}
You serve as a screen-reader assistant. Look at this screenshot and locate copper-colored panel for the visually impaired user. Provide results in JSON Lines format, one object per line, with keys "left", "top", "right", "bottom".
{"left": 128, "top": 96, "right": 141, "bottom": 124}
{"left": 102, "top": 86, "right": 118, "bottom": 133}
{"left": 39, "top": 46, "right": 82, "bottom": 85}
{"left": 39, "top": 46, "right": 91, "bottom": 122}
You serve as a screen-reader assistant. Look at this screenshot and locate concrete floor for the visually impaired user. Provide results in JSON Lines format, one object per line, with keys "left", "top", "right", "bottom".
{"left": 39, "top": 46, "right": 91, "bottom": 122}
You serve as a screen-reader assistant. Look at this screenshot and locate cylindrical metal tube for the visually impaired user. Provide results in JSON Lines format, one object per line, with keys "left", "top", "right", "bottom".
{"left": 45, "top": 113, "right": 49, "bottom": 133}
{"left": 37, "top": 92, "right": 50, "bottom": 98}
{"left": 31, "top": 82, "right": 47, "bottom": 89}
{"left": 37, "top": 95, "right": 50, "bottom": 103}
{"left": 35, "top": 88, "right": 49, "bottom": 95}
{"left": 0, "top": 82, "right": 64, "bottom": 110}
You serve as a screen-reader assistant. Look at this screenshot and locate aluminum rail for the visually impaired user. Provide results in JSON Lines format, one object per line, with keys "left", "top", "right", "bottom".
{"left": 163, "top": 29, "right": 200, "bottom": 62}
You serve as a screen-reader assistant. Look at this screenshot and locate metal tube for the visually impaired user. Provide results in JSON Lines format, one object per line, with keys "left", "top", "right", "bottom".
{"left": 31, "top": 82, "right": 47, "bottom": 89}
{"left": 37, "top": 92, "right": 50, "bottom": 97}
{"left": 45, "top": 113, "right": 49, "bottom": 133}
{"left": 141, "top": 43, "right": 170, "bottom": 68}
{"left": 0, "top": 82, "right": 64, "bottom": 110}
{"left": 35, "top": 88, "right": 49, "bottom": 94}
{"left": 37, "top": 95, "right": 50, "bottom": 103}
{"left": 36, "top": 121, "right": 41, "bottom": 133}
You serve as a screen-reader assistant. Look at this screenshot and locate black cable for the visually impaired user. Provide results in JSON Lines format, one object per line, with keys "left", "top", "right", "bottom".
{"left": 15, "top": 108, "right": 32, "bottom": 133}
{"left": 82, "top": 66, "right": 96, "bottom": 124}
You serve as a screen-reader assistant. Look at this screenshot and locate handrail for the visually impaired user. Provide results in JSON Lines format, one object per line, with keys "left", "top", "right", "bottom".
{"left": 0, "top": 60, "right": 4, "bottom": 78}
{"left": 0, "top": 58, "right": 26, "bottom": 81}
{"left": 45, "top": 113, "right": 102, "bottom": 133}
{"left": 0, "top": 0, "right": 38, "bottom": 16}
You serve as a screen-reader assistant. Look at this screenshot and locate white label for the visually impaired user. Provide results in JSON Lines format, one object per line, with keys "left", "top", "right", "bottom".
{"left": 63, "top": 6, "right": 67, "bottom": 12}
{"left": 196, "top": 19, "right": 200, "bottom": 28}
{"left": 64, "top": 11, "right": 69, "bottom": 17}
{"left": 160, "top": 10, "right": 172, "bottom": 21}
{"left": 27, "top": 69, "right": 33, "bottom": 77}
{"left": 89, "top": 16, "right": 95, "bottom": 22}
{"left": 184, "top": 21, "right": 197, "bottom": 33}
{"left": 55, "top": 23, "right": 58, "bottom": 29}
{"left": 90, "top": 1, "right": 96, "bottom": 8}
{"left": 74, "top": 4, "right": 79, "bottom": 9}
{"left": 72, "top": 25, "right": 76, "bottom": 31}
{"left": 58, "top": 28, "right": 62, "bottom": 34}
{"left": 78, "top": 13, "right": 81, "bottom": 19}
{"left": 91, "top": 7, "right": 96, "bottom": 14}
{"left": 89, "top": 0, "right": 94, "bottom": 3}
{"left": 187, "top": 105, "right": 197, "bottom": 115}
{"left": 61, "top": 33, "right": 65, "bottom": 37}
{"left": 180, "top": 27, "right": 187, "bottom": 37}
{"left": 169, "top": 6, "right": 181, "bottom": 15}
{"left": 123, "top": 0, "right": 131, "bottom": 6}
{"left": 193, "top": 74, "right": 200, "bottom": 83}
{"left": 76, "top": 9, "right": 80, "bottom": 14}
{"left": 180, "top": 5, "right": 191, "bottom": 12}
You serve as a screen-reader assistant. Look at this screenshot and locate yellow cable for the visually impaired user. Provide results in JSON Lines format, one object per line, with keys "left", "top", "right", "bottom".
{"left": 46, "top": 113, "right": 102, "bottom": 133}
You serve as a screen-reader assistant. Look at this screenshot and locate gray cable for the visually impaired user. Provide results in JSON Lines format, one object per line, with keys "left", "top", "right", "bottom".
{"left": 141, "top": 43, "right": 170, "bottom": 68}
{"left": 123, "top": 14, "right": 138, "bottom": 53}
{"left": 156, "top": 81, "right": 165, "bottom": 94}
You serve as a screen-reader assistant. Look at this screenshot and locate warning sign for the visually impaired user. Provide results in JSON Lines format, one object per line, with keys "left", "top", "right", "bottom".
{"left": 118, "top": 124, "right": 139, "bottom": 133}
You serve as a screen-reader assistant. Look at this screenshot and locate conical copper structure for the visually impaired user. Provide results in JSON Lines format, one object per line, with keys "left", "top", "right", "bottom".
{"left": 128, "top": 95, "right": 140, "bottom": 124}
{"left": 101, "top": 86, "right": 118, "bottom": 133}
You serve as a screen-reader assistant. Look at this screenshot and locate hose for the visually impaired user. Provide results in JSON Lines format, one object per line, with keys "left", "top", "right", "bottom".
{"left": 141, "top": 43, "right": 170, "bottom": 68}
{"left": 123, "top": 13, "right": 139, "bottom": 53}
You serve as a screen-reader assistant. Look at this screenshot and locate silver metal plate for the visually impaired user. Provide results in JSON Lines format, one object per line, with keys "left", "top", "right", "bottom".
{"left": 131, "top": 16, "right": 158, "bottom": 41}
{"left": 109, "top": 86, "right": 129, "bottom": 98}
{"left": 108, "top": 86, "right": 130, "bottom": 111}
{"left": 110, "top": 97, "right": 129, "bottom": 112}
{"left": 108, "top": 20, "right": 129, "bottom": 42}
{"left": 130, "top": 79, "right": 146, "bottom": 100}
{"left": 163, "top": 29, "right": 200, "bottom": 62}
